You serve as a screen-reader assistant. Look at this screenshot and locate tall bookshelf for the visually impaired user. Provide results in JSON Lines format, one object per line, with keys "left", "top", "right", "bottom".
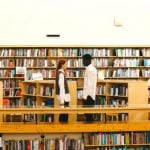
{"left": 1, "top": 46, "right": 150, "bottom": 107}
{"left": 0, "top": 46, "right": 150, "bottom": 149}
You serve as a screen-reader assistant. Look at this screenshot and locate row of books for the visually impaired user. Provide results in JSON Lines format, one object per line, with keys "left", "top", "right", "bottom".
{"left": 109, "top": 98, "right": 127, "bottom": 107}
{"left": 0, "top": 59, "right": 14, "bottom": 67}
{"left": 3, "top": 80, "right": 15, "bottom": 88}
{"left": 48, "top": 48, "right": 111, "bottom": 57}
{"left": 26, "top": 85, "right": 36, "bottom": 95}
{"left": 24, "top": 114, "right": 37, "bottom": 123}
{"left": 141, "top": 69, "right": 150, "bottom": 77}
{"left": 0, "top": 48, "right": 48, "bottom": 57}
{"left": 15, "top": 48, "right": 47, "bottom": 57}
{"left": 86, "top": 132, "right": 150, "bottom": 145}
{"left": 1, "top": 69, "right": 150, "bottom": 85}
{"left": 66, "top": 70, "right": 85, "bottom": 78}
{"left": 23, "top": 97, "right": 54, "bottom": 107}
{"left": 0, "top": 69, "right": 15, "bottom": 77}
{"left": 113, "top": 59, "right": 139, "bottom": 67}
{"left": 25, "top": 68, "right": 150, "bottom": 79}
{"left": 3, "top": 113, "right": 54, "bottom": 123}
{"left": 3, "top": 80, "right": 22, "bottom": 89}
{"left": 3, "top": 89, "right": 21, "bottom": 97}
{"left": 2, "top": 58, "right": 150, "bottom": 68}
{"left": 54, "top": 48, "right": 111, "bottom": 57}
{"left": 114, "top": 48, "right": 140, "bottom": 57}
{"left": 3, "top": 99, "right": 21, "bottom": 108}
{"left": 106, "top": 113, "right": 128, "bottom": 122}
{"left": 24, "top": 97, "right": 36, "bottom": 107}
{"left": 92, "top": 113, "right": 128, "bottom": 123}
{"left": 95, "top": 96, "right": 106, "bottom": 106}
{"left": 96, "top": 85, "right": 106, "bottom": 95}
{"left": 0, "top": 48, "right": 15, "bottom": 56}
{"left": 1, "top": 48, "right": 150, "bottom": 57}
{"left": 3, "top": 138, "right": 84, "bottom": 150}
{"left": 67, "top": 59, "right": 84, "bottom": 67}
{"left": 92, "top": 58, "right": 109, "bottom": 67}
{"left": 114, "top": 48, "right": 150, "bottom": 57}
{"left": 39, "top": 86, "right": 54, "bottom": 97}
{"left": 78, "top": 48, "right": 110, "bottom": 57}
{"left": 25, "top": 85, "right": 54, "bottom": 97}
{"left": 2, "top": 68, "right": 150, "bottom": 81}
{"left": 109, "top": 85, "right": 128, "bottom": 96}
{"left": 37, "top": 88, "right": 129, "bottom": 106}
{"left": 143, "top": 59, "right": 150, "bottom": 67}
{"left": 58, "top": 48, "right": 83, "bottom": 57}
{"left": 112, "top": 69, "right": 140, "bottom": 78}
{"left": 2, "top": 113, "right": 128, "bottom": 123}
{"left": 96, "top": 85, "right": 128, "bottom": 96}
{"left": 141, "top": 48, "right": 150, "bottom": 56}
{"left": 16, "top": 59, "right": 56, "bottom": 68}
{"left": 95, "top": 96, "right": 127, "bottom": 107}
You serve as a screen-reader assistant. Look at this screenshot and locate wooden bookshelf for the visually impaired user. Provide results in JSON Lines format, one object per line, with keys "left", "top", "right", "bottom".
{"left": 1, "top": 46, "right": 150, "bottom": 103}
{"left": 0, "top": 106, "right": 150, "bottom": 115}
{"left": 1, "top": 77, "right": 150, "bottom": 129}
{"left": 0, "top": 122, "right": 150, "bottom": 133}
{"left": 0, "top": 106, "right": 150, "bottom": 149}
{"left": 0, "top": 46, "right": 150, "bottom": 149}
{"left": 20, "top": 80, "right": 77, "bottom": 123}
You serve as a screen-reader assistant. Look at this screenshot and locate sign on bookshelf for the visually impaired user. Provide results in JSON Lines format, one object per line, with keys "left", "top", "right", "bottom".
{"left": 16, "top": 67, "right": 26, "bottom": 74}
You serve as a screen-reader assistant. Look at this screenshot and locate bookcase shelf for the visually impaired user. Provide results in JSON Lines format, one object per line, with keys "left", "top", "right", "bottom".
{"left": 0, "top": 106, "right": 150, "bottom": 149}
{"left": 1, "top": 46, "right": 150, "bottom": 102}
{"left": 0, "top": 46, "right": 150, "bottom": 149}
{"left": 0, "top": 122, "right": 150, "bottom": 133}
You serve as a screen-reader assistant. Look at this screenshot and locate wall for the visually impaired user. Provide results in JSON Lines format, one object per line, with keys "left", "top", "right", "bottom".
{"left": 0, "top": 0, "right": 150, "bottom": 45}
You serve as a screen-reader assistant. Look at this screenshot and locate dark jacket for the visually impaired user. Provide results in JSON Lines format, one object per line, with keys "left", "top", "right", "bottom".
{"left": 55, "top": 70, "right": 69, "bottom": 95}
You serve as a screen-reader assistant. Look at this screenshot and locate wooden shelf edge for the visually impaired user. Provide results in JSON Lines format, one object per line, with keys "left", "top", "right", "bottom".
{"left": 1, "top": 45, "right": 150, "bottom": 48}
{"left": 0, "top": 106, "right": 150, "bottom": 114}
{"left": 0, "top": 122, "right": 150, "bottom": 133}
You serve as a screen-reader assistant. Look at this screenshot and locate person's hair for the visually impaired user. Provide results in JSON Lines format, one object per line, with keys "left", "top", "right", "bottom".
{"left": 57, "top": 59, "right": 67, "bottom": 70}
{"left": 82, "top": 54, "right": 92, "bottom": 60}
{"left": 82, "top": 54, "right": 92, "bottom": 66}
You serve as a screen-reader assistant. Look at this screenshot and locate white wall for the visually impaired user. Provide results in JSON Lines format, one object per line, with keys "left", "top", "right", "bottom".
{"left": 0, "top": 0, "right": 150, "bottom": 45}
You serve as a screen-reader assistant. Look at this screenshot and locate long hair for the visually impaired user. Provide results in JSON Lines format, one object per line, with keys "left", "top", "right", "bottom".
{"left": 56, "top": 59, "right": 67, "bottom": 71}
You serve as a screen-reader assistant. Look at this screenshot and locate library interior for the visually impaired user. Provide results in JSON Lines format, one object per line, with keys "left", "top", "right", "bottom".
{"left": 0, "top": 0, "right": 150, "bottom": 150}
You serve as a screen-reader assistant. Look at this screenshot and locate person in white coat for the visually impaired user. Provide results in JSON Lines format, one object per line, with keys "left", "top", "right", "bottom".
{"left": 82, "top": 54, "right": 97, "bottom": 122}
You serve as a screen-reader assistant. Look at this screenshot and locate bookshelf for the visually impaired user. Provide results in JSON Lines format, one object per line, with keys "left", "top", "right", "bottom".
{"left": 21, "top": 80, "right": 55, "bottom": 124}
{"left": 96, "top": 80, "right": 148, "bottom": 123}
{"left": 0, "top": 79, "right": 150, "bottom": 149}
{"left": 0, "top": 107, "right": 150, "bottom": 149}
{"left": 1, "top": 46, "right": 150, "bottom": 103}
{"left": 0, "top": 46, "right": 150, "bottom": 149}
{"left": 20, "top": 80, "right": 77, "bottom": 124}
{"left": 78, "top": 79, "right": 148, "bottom": 123}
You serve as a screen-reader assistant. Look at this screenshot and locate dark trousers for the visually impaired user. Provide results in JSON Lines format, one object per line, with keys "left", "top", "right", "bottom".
{"left": 59, "top": 102, "right": 69, "bottom": 122}
{"left": 84, "top": 96, "right": 95, "bottom": 121}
